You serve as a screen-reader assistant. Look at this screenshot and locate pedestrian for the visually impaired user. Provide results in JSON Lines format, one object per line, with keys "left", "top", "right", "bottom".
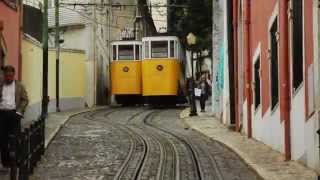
{"left": 0, "top": 65, "right": 28, "bottom": 170}
{"left": 198, "top": 74, "right": 210, "bottom": 112}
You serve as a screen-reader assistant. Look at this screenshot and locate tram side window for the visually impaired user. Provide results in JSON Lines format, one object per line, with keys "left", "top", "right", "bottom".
{"left": 170, "top": 41, "right": 175, "bottom": 58}
{"left": 113, "top": 45, "right": 117, "bottom": 60}
{"left": 135, "top": 45, "right": 140, "bottom": 60}
{"left": 145, "top": 42, "right": 150, "bottom": 59}
{"left": 176, "top": 42, "right": 179, "bottom": 59}
{"left": 118, "top": 45, "right": 134, "bottom": 60}
{"left": 151, "top": 41, "right": 168, "bottom": 58}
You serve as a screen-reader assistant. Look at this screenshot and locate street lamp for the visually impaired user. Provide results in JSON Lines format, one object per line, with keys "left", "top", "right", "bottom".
{"left": 187, "top": 33, "right": 198, "bottom": 116}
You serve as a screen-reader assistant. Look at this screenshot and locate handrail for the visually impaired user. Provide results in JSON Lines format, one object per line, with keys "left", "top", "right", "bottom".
{"left": 9, "top": 118, "right": 45, "bottom": 180}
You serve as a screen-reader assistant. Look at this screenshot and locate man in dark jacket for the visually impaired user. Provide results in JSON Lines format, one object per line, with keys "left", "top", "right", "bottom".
{"left": 199, "top": 74, "right": 211, "bottom": 112}
{"left": 0, "top": 65, "right": 28, "bottom": 168}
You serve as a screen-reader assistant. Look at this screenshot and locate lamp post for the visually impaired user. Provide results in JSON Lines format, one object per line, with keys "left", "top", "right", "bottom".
{"left": 187, "top": 33, "right": 198, "bottom": 116}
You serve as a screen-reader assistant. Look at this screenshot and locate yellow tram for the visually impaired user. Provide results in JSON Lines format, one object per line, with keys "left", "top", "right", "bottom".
{"left": 111, "top": 40, "right": 143, "bottom": 105}
{"left": 142, "top": 36, "right": 187, "bottom": 104}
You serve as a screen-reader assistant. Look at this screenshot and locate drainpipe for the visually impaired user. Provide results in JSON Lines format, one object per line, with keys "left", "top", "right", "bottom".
{"left": 226, "top": 0, "right": 236, "bottom": 127}
{"left": 244, "top": 0, "right": 252, "bottom": 138}
{"left": 233, "top": 0, "right": 240, "bottom": 131}
{"left": 279, "top": 0, "right": 291, "bottom": 161}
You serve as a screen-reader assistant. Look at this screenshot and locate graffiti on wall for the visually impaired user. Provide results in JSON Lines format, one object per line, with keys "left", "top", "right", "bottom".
{"left": 217, "top": 42, "right": 224, "bottom": 93}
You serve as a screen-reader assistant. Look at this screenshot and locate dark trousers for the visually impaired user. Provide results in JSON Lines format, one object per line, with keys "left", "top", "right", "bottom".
{"left": 200, "top": 94, "right": 207, "bottom": 111}
{"left": 0, "top": 110, "right": 21, "bottom": 167}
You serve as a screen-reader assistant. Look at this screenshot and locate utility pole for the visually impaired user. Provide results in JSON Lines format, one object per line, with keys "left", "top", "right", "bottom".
{"left": 211, "top": 0, "right": 215, "bottom": 114}
{"left": 108, "top": 0, "right": 112, "bottom": 104}
{"left": 55, "top": 0, "right": 61, "bottom": 112}
{"left": 93, "top": 0, "right": 97, "bottom": 106}
{"left": 41, "top": 0, "right": 49, "bottom": 118}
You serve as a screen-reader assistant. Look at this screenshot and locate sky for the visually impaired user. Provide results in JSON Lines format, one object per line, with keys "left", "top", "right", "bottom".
{"left": 150, "top": 0, "right": 167, "bottom": 33}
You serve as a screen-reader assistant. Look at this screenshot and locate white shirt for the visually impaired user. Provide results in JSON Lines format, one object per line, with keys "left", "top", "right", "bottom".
{"left": 0, "top": 81, "right": 16, "bottom": 110}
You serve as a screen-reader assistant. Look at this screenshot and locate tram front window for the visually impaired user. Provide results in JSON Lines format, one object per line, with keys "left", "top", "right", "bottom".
{"left": 118, "top": 45, "right": 134, "bottom": 60}
{"left": 151, "top": 41, "right": 168, "bottom": 58}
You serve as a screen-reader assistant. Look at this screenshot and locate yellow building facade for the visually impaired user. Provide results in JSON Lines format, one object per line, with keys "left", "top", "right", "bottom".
{"left": 21, "top": 36, "right": 86, "bottom": 120}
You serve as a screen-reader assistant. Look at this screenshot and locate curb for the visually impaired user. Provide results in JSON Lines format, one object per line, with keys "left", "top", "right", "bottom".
{"left": 45, "top": 106, "right": 108, "bottom": 148}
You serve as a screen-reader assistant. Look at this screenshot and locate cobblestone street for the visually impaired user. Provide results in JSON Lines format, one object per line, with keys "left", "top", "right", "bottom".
{"left": 28, "top": 108, "right": 260, "bottom": 180}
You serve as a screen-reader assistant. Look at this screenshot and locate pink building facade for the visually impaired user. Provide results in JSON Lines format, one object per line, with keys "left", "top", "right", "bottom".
{"left": 0, "top": 0, "right": 22, "bottom": 78}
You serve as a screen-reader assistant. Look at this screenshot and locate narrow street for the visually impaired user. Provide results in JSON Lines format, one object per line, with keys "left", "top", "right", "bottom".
{"left": 30, "top": 108, "right": 260, "bottom": 180}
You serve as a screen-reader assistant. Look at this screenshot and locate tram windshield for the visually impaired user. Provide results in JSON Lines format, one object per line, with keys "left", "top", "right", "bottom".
{"left": 118, "top": 45, "right": 134, "bottom": 60}
{"left": 151, "top": 41, "right": 168, "bottom": 58}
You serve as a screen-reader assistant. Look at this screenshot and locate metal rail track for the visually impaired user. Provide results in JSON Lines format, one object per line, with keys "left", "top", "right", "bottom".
{"left": 143, "top": 111, "right": 204, "bottom": 180}
{"left": 129, "top": 111, "right": 178, "bottom": 180}
{"left": 145, "top": 126, "right": 179, "bottom": 180}
{"left": 82, "top": 108, "right": 217, "bottom": 180}
{"left": 83, "top": 108, "right": 150, "bottom": 180}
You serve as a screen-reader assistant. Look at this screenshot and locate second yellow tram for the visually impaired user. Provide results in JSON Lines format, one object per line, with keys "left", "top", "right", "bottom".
{"left": 142, "top": 36, "right": 187, "bottom": 104}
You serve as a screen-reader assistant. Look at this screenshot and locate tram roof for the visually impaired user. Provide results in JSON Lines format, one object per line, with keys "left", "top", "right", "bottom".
{"left": 111, "top": 40, "right": 142, "bottom": 46}
{"left": 142, "top": 36, "right": 179, "bottom": 42}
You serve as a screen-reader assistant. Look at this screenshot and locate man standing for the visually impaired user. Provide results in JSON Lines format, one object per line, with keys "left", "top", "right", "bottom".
{"left": 199, "top": 74, "right": 211, "bottom": 112}
{"left": 0, "top": 65, "right": 28, "bottom": 168}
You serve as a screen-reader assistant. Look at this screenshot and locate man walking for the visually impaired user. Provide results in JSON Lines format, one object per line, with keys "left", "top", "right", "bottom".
{"left": 0, "top": 65, "right": 28, "bottom": 168}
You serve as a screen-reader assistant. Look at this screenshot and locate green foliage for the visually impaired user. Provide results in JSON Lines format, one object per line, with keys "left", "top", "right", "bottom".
{"left": 168, "top": 0, "right": 212, "bottom": 51}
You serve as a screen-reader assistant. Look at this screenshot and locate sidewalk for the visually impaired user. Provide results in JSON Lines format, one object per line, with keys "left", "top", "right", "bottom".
{"left": 0, "top": 107, "right": 105, "bottom": 179}
{"left": 180, "top": 107, "right": 318, "bottom": 180}
{"left": 44, "top": 107, "right": 106, "bottom": 148}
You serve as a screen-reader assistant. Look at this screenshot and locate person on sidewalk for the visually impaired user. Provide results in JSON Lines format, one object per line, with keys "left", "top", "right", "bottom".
{"left": 198, "top": 74, "right": 211, "bottom": 112}
{"left": 0, "top": 65, "right": 28, "bottom": 169}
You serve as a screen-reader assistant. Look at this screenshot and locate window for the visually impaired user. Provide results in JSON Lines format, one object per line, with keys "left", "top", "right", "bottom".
{"left": 151, "top": 41, "right": 168, "bottom": 58}
{"left": 118, "top": 45, "right": 134, "bottom": 60}
{"left": 170, "top": 41, "right": 175, "bottom": 58}
{"left": 145, "top": 42, "right": 149, "bottom": 59}
{"left": 292, "top": 0, "right": 303, "bottom": 91}
{"left": 135, "top": 45, "right": 140, "bottom": 60}
{"left": 254, "top": 57, "right": 261, "bottom": 109}
{"left": 112, "top": 45, "right": 117, "bottom": 60}
{"left": 270, "top": 17, "right": 279, "bottom": 110}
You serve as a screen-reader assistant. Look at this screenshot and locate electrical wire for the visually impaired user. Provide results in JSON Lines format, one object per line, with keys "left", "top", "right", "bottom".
{"left": 59, "top": 2, "right": 188, "bottom": 8}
